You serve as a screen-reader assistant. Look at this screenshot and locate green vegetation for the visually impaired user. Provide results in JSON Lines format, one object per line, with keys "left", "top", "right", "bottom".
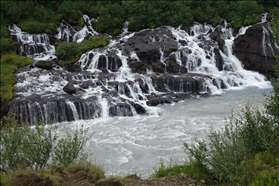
{"left": 0, "top": 53, "right": 32, "bottom": 103}
{"left": 56, "top": 36, "right": 108, "bottom": 66}
{"left": 269, "top": 7, "right": 279, "bottom": 46}
{"left": 0, "top": 113, "right": 103, "bottom": 185}
{"left": 1, "top": 1, "right": 278, "bottom": 35}
{"left": 0, "top": 113, "right": 90, "bottom": 172}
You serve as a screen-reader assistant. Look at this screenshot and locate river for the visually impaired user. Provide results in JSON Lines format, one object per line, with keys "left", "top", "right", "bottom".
{"left": 56, "top": 86, "right": 272, "bottom": 178}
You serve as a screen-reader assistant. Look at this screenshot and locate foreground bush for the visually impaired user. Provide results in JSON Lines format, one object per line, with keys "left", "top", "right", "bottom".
{"left": 0, "top": 113, "right": 90, "bottom": 173}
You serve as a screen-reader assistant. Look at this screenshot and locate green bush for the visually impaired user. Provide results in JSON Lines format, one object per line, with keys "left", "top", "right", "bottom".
{"left": 183, "top": 101, "right": 279, "bottom": 183}
{"left": 53, "top": 126, "right": 90, "bottom": 167}
{"left": 0, "top": 37, "right": 18, "bottom": 53}
{"left": 0, "top": 113, "right": 90, "bottom": 173}
{"left": 19, "top": 19, "right": 48, "bottom": 34}
{"left": 56, "top": 1, "right": 84, "bottom": 26}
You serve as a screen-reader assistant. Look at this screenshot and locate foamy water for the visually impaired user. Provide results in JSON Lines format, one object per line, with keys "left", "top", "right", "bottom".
{"left": 57, "top": 87, "right": 272, "bottom": 178}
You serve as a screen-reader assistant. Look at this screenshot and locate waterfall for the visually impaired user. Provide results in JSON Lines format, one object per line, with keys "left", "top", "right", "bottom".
{"left": 6, "top": 16, "right": 273, "bottom": 125}
{"left": 9, "top": 24, "right": 55, "bottom": 59}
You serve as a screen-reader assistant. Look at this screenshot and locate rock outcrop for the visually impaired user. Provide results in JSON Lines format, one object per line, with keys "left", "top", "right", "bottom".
{"left": 234, "top": 22, "right": 279, "bottom": 79}
{"left": 63, "top": 82, "right": 77, "bottom": 94}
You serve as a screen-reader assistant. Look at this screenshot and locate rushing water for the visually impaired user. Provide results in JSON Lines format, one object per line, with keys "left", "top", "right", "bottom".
{"left": 57, "top": 86, "right": 272, "bottom": 178}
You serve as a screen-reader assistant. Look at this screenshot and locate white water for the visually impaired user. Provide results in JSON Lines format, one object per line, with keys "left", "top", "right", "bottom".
{"left": 57, "top": 87, "right": 272, "bottom": 178}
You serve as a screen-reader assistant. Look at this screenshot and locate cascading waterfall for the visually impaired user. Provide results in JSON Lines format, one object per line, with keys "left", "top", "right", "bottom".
{"left": 9, "top": 24, "right": 55, "bottom": 58}
{"left": 5, "top": 15, "right": 273, "bottom": 125}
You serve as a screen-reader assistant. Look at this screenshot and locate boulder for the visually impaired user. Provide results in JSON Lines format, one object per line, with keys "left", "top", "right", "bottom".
{"left": 125, "top": 27, "right": 178, "bottom": 72}
{"left": 209, "top": 26, "right": 225, "bottom": 43}
{"left": 63, "top": 82, "right": 76, "bottom": 94}
{"left": 35, "top": 60, "right": 53, "bottom": 70}
{"left": 233, "top": 22, "right": 279, "bottom": 79}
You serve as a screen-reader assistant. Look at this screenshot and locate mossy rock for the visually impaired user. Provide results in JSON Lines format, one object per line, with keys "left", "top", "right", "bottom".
{"left": 35, "top": 60, "right": 53, "bottom": 70}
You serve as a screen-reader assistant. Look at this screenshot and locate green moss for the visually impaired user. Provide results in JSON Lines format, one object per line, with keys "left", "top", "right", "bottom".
{"left": 0, "top": 52, "right": 32, "bottom": 103}
{"left": 55, "top": 36, "right": 109, "bottom": 65}
{"left": 151, "top": 62, "right": 158, "bottom": 69}
{"left": 250, "top": 169, "right": 279, "bottom": 186}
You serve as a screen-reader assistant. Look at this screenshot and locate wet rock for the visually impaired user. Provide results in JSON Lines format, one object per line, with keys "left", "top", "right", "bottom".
{"left": 65, "top": 64, "right": 81, "bottom": 72}
{"left": 214, "top": 48, "right": 224, "bottom": 71}
{"left": 109, "top": 103, "right": 133, "bottom": 116}
{"left": 63, "top": 82, "right": 77, "bottom": 94}
{"left": 35, "top": 60, "right": 53, "bottom": 70}
{"left": 129, "top": 60, "right": 148, "bottom": 73}
{"left": 166, "top": 60, "right": 180, "bottom": 73}
{"left": 234, "top": 22, "right": 279, "bottom": 79}
{"left": 130, "top": 102, "right": 146, "bottom": 114}
{"left": 209, "top": 26, "right": 226, "bottom": 49}
{"left": 125, "top": 27, "right": 178, "bottom": 67}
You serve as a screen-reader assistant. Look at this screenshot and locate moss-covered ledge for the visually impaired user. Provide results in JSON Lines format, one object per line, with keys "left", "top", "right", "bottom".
{"left": 56, "top": 36, "right": 109, "bottom": 66}
{"left": 0, "top": 52, "right": 32, "bottom": 105}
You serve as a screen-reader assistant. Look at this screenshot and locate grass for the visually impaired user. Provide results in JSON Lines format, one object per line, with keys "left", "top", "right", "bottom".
{"left": 0, "top": 162, "right": 105, "bottom": 186}
{"left": 0, "top": 52, "right": 32, "bottom": 104}
{"left": 154, "top": 160, "right": 211, "bottom": 183}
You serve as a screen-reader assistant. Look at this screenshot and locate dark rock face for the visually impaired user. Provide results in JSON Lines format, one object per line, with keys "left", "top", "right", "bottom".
{"left": 34, "top": 60, "right": 53, "bottom": 69}
{"left": 125, "top": 27, "right": 178, "bottom": 72}
{"left": 63, "top": 82, "right": 77, "bottom": 94}
{"left": 234, "top": 22, "right": 279, "bottom": 79}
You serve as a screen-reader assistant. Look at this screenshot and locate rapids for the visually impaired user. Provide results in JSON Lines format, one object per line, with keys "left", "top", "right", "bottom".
{"left": 57, "top": 87, "right": 272, "bottom": 178}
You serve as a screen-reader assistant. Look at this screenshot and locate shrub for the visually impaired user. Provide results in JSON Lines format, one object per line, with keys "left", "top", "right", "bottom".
{"left": 19, "top": 19, "right": 48, "bottom": 34}
{"left": 52, "top": 125, "right": 90, "bottom": 167}
{"left": 0, "top": 113, "right": 91, "bottom": 173}
{"left": 183, "top": 102, "right": 279, "bottom": 183}
{"left": 0, "top": 37, "right": 18, "bottom": 53}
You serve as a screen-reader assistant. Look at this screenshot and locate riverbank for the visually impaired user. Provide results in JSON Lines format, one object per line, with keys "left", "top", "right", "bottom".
{"left": 3, "top": 169, "right": 213, "bottom": 186}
